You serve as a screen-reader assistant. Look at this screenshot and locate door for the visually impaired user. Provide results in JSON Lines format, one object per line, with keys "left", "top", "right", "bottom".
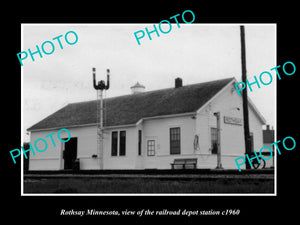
{"left": 63, "top": 137, "right": 77, "bottom": 170}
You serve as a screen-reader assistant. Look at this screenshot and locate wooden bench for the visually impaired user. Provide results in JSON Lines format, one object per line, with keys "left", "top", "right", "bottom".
{"left": 171, "top": 158, "right": 197, "bottom": 169}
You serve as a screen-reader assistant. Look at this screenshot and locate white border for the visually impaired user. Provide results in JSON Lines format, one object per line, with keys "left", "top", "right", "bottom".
{"left": 21, "top": 23, "right": 277, "bottom": 197}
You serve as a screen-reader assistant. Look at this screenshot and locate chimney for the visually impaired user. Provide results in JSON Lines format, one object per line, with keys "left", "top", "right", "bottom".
{"left": 175, "top": 77, "right": 183, "bottom": 88}
{"left": 266, "top": 125, "right": 270, "bottom": 130}
{"left": 131, "top": 82, "right": 145, "bottom": 94}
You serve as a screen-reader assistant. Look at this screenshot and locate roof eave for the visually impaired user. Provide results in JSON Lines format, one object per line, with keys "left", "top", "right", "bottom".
{"left": 196, "top": 77, "right": 236, "bottom": 114}
{"left": 28, "top": 112, "right": 198, "bottom": 132}
{"left": 195, "top": 77, "right": 266, "bottom": 125}
{"left": 136, "top": 112, "right": 197, "bottom": 125}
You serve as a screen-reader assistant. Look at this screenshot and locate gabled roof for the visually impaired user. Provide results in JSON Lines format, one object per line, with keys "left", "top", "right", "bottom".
{"left": 131, "top": 82, "right": 145, "bottom": 89}
{"left": 28, "top": 77, "right": 235, "bottom": 131}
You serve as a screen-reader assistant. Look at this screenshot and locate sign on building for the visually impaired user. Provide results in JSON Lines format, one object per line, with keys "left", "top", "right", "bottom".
{"left": 224, "top": 116, "right": 243, "bottom": 126}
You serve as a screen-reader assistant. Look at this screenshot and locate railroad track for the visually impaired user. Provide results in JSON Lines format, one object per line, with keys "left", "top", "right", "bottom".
{"left": 24, "top": 169, "right": 274, "bottom": 181}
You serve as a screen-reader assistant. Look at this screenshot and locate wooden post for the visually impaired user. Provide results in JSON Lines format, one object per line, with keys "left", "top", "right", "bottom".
{"left": 240, "top": 25, "right": 251, "bottom": 170}
{"left": 214, "top": 112, "right": 223, "bottom": 169}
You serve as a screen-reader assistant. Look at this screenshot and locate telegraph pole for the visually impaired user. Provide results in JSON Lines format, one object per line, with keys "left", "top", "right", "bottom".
{"left": 240, "top": 26, "right": 251, "bottom": 170}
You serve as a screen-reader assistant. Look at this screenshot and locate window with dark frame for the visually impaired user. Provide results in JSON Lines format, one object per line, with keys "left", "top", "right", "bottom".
{"left": 170, "top": 127, "right": 180, "bottom": 154}
{"left": 138, "top": 130, "right": 142, "bottom": 156}
{"left": 111, "top": 131, "right": 118, "bottom": 156}
{"left": 147, "top": 140, "right": 155, "bottom": 156}
{"left": 211, "top": 127, "right": 218, "bottom": 154}
{"left": 119, "top": 131, "right": 126, "bottom": 156}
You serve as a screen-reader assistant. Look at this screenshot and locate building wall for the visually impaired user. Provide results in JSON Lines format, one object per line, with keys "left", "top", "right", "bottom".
{"left": 141, "top": 115, "right": 196, "bottom": 169}
{"left": 29, "top": 129, "right": 62, "bottom": 170}
{"left": 194, "top": 82, "right": 265, "bottom": 169}
{"left": 103, "top": 126, "right": 138, "bottom": 169}
{"left": 99, "top": 115, "right": 196, "bottom": 170}
{"left": 29, "top": 126, "right": 98, "bottom": 170}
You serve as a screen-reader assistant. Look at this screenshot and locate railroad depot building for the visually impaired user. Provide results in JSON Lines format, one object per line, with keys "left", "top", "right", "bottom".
{"left": 27, "top": 77, "right": 266, "bottom": 170}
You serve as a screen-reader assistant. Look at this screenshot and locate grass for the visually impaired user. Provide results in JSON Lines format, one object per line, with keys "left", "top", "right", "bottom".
{"left": 24, "top": 178, "right": 274, "bottom": 194}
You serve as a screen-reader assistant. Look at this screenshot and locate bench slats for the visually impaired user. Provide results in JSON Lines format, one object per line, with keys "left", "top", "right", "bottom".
{"left": 171, "top": 158, "right": 197, "bottom": 169}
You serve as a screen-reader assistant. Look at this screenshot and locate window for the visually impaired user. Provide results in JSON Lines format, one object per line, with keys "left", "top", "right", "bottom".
{"left": 138, "top": 130, "right": 142, "bottom": 156}
{"left": 147, "top": 140, "right": 155, "bottom": 156}
{"left": 119, "top": 131, "right": 126, "bottom": 156}
{"left": 111, "top": 131, "right": 118, "bottom": 156}
{"left": 211, "top": 127, "right": 218, "bottom": 154}
{"left": 111, "top": 130, "right": 126, "bottom": 156}
{"left": 170, "top": 127, "right": 180, "bottom": 154}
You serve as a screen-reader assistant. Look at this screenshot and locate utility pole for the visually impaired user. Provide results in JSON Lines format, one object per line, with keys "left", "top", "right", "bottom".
{"left": 240, "top": 26, "right": 251, "bottom": 170}
{"left": 93, "top": 68, "right": 110, "bottom": 170}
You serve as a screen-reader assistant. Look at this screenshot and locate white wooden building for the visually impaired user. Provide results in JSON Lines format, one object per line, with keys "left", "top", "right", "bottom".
{"left": 27, "top": 77, "right": 266, "bottom": 170}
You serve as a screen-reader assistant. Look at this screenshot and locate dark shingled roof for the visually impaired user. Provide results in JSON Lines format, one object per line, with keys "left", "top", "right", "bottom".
{"left": 28, "top": 77, "right": 234, "bottom": 131}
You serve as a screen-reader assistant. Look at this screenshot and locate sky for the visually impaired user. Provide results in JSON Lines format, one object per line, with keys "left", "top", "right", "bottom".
{"left": 22, "top": 24, "right": 276, "bottom": 142}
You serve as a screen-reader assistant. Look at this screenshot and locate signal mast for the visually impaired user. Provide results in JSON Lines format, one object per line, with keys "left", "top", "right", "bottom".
{"left": 93, "top": 68, "right": 110, "bottom": 169}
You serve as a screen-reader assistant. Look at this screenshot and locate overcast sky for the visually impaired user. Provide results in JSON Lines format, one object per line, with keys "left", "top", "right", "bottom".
{"left": 22, "top": 24, "right": 276, "bottom": 142}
